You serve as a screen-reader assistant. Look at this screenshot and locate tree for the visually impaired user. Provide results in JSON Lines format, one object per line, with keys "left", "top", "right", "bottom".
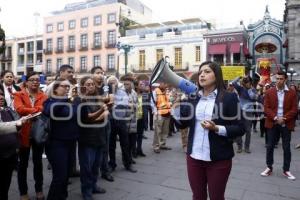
{"left": 0, "top": 25, "right": 5, "bottom": 54}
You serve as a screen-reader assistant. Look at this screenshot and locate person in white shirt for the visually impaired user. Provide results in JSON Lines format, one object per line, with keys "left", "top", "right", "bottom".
{"left": 179, "top": 61, "right": 244, "bottom": 200}
{"left": 0, "top": 70, "right": 21, "bottom": 109}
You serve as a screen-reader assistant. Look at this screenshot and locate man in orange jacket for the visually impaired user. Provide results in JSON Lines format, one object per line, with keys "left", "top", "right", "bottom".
{"left": 151, "top": 82, "right": 172, "bottom": 153}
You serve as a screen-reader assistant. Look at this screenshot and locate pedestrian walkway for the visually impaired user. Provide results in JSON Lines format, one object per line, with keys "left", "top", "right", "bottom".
{"left": 8, "top": 125, "right": 300, "bottom": 200}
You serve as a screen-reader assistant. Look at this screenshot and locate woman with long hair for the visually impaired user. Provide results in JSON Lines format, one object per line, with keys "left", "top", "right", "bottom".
{"left": 179, "top": 61, "right": 245, "bottom": 200}
{"left": 14, "top": 71, "right": 48, "bottom": 200}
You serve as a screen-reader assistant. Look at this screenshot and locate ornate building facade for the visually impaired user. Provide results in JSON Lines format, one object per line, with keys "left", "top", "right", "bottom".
{"left": 247, "top": 7, "right": 286, "bottom": 80}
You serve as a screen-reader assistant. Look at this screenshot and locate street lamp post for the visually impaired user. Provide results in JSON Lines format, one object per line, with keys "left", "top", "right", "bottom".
{"left": 117, "top": 42, "right": 133, "bottom": 75}
{"left": 287, "top": 67, "right": 297, "bottom": 82}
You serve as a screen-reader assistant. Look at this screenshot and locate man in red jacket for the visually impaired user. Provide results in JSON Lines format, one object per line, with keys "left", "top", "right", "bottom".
{"left": 261, "top": 71, "right": 298, "bottom": 180}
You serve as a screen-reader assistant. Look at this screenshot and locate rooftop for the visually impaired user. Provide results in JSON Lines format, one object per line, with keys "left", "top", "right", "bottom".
{"left": 125, "top": 18, "right": 209, "bottom": 37}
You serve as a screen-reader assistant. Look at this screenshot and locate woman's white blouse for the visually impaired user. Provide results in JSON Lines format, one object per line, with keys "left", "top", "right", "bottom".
{"left": 190, "top": 89, "right": 226, "bottom": 161}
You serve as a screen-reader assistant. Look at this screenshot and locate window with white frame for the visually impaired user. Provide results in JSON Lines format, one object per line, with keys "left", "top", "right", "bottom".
{"left": 46, "top": 24, "right": 53, "bottom": 33}
{"left": 94, "top": 32, "right": 101, "bottom": 47}
{"left": 107, "top": 30, "right": 116, "bottom": 45}
{"left": 57, "top": 22, "right": 64, "bottom": 31}
{"left": 57, "top": 37, "right": 63, "bottom": 50}
{"left": 94, "top": 15, "right": 102, "bottom": 26}
{"left": 80, "top": 34, "right": 88, "bottom": 48}
{"left": 80, "top": 56, "right": 87, "bottom": 71}
{"left": 69, "top": 20, "right": 76, "bottom": 29}
{"left": 57, "top": 58, "right": 63, "bottom": 71}
{"left": 68, "top": 36, "right": 75, "bottom": 49}
{"left": 46, "top": 59, "right": 52, "bottom": 73}
{"left": 107, "top": 13, "right": 116, "bottom": 23}
{"left": 68, "top": 57, "right": 75, "bottom": 67}
{"left": 81, "top": 17, "right": 88, "bottom": 28}
{"left": 46, "top": 39, "right": 52, "bottom": 51}
{"left": 107, "top": 54, "right": 115, "bottom": 69}
{"left": 93, "top": 55, "right": 101, "bottom": 67}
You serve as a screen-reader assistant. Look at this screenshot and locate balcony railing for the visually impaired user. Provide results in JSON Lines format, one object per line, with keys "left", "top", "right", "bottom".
{"left": 173, "top": 66, "right": 189, "bottom": 71}
{"left": 105, "top": 42, "right": 116, "bottom": 48}
{"left": 106, "top": 67, "right": 116, "bottom": 72}
{"left": 132, "top": 68, "right": 152, "bottom": 73}
{"left": 44, "top": 49, "right": 53, "bottom": 55}
{"left": 92, "top": 43, "right": 102, "bottom": 50}
{"left": 79, "top": 69, "right": 87, "bottom": 73}
{"left": 55, "top": 47, "right": 64, "bottom": 54}
{"left": 79, "top": 45, "right": 88, "bottom": 51}
{"left": 67, "top": 46, "right": 76, "bottom": 52}
{"left": 0, "top": 55, "right": 12, "bottom": 61}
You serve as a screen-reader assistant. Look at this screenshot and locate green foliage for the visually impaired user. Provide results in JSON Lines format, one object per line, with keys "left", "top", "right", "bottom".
{"left": 119, "top": 17, "right": 137, "bottom": 37}
{"left": 0, "top": 25, "right": 5, "bottom": 54}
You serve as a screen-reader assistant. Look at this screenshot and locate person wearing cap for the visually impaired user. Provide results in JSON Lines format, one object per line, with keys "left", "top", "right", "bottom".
{"left": 231, "top": 76, "right": 258, "bottom": 153}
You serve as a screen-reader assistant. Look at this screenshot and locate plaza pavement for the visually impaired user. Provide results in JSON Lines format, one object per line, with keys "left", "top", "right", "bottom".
{"left": 8, "top": 123, "right": 300, "bottom": 200}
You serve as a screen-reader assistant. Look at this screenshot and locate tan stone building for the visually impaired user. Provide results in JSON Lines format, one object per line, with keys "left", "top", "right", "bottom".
{"left": 43, "top": 0, "right": 151, "bottom": 77}
{"left": 119, "top": 18, "right": 210, "bottom": 78}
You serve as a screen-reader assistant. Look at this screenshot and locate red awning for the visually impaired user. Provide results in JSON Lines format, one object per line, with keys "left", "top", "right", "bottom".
{"left": 243, "top": 47, "right": 250, "bottom": 55}
{"left": 208, "top": 44, "right": 226, "bottom": 55}
{"left": 230, "top": 43, "right": 241, "bottom": 53}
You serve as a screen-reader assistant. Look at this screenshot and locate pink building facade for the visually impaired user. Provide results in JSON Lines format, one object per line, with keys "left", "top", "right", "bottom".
{"left": 43, "top": 0, "right": 151, "bottom": 76}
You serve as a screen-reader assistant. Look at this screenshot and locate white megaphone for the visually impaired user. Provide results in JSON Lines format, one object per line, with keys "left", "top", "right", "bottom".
{"left": 150, "top": 58, "right": 198, "bottom": 94}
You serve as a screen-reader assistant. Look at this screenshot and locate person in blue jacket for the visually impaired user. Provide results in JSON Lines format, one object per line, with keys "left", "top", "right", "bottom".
{"left": 43, "top": 78, "right": 81, "bottom": 200}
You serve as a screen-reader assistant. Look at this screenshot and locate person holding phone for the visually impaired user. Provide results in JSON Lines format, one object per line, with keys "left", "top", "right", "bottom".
{"left": 14, "top": 71, "right": 48, "bottom": 200}
{"left": 179, "top": 61, "right": 245, "bottom": 200}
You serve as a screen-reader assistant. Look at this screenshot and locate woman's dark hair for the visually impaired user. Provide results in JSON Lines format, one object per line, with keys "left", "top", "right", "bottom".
{"left": 198, "top": 61, "right": 226, "bottom": 94}
{"left": 26, "top": 71, "right": 40, "bottom": 81}
{"left": 0, "top": 70, "right": 14, "bottom": 78}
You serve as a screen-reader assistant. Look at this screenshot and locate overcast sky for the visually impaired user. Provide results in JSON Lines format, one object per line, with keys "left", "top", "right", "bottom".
{"left": 0, "top": 0, "right": 285, "bottom": 37}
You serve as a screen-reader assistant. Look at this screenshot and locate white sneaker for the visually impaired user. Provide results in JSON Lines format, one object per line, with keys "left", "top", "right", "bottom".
{"left": 283, "top": 171, "right": 296, "bottom": 180}
{"left": 260, "top": 167, "right": 272, "bottom": 177}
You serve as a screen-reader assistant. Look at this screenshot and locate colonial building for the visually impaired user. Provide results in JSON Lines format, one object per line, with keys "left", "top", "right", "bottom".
{"left": 247, "top": 6, "right": 285, "bottom": 74}
{"left": 0, "top": 38, "right": 14, "bottom": 73}
{"left": 119, "top": 18, "right": 209, "bottom": 78}
{"left": 1, "top": 35, "right": 43, "bottom": 76}
{"left": 43, "top": 0, "right": 151, "bottom": 76}
{"left": 203, "top": 25, "right": 249, "bottom": 66}
{"left": 284, "top": 0, "right": 300, "bottom": 81}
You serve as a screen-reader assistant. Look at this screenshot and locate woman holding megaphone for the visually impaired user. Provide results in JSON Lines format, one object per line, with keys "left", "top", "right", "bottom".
{"left": 178, "top": 61, "right": 245, "bottom": 200}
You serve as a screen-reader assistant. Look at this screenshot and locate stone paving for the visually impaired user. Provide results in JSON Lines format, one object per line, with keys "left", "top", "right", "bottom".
{"left": 8, "top": 124, "right": 300, "bottom": 200}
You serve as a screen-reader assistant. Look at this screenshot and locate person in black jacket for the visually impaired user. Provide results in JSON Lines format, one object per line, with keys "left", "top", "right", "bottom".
{"left": 43, "top": 78, "right": 81, "bottom": 200}
{"left": 0, "top": 70, "right": 21, "bottom": 109}
{"left": 78, "top": 76, "right": 109, "bottom": 200}
{"left": 0, "top": 88, "right": 27, "bottom": 200}
{"left": 179, "top": 61, "right": 245, "bottom": 200}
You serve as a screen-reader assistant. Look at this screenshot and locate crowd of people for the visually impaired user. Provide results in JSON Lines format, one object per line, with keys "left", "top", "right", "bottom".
{"left": 0, "top": 61, "right": 299, "bottom": 200}
{"left": 0, "top": 64, "right": 187, "bottom": 200}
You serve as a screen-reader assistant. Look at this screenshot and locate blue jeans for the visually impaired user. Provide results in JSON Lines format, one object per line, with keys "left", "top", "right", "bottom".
{"left": 78, "top": 145, "right": 103, "bottom": 198}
